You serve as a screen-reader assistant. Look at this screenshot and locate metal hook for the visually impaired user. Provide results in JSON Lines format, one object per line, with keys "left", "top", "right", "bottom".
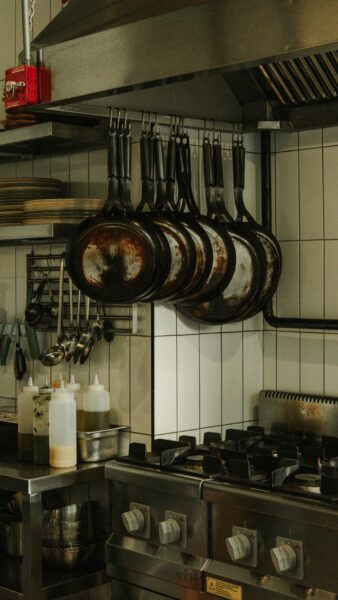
{"left": 116, "top": 107, "right": 121, "bottom": 130}
{"left": 108, "top": 107, "right": 113, "bottom": 131}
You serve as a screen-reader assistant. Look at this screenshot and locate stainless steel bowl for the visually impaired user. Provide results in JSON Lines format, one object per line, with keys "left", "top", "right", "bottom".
{"left": 77, "top": 426, "right": 126, "bottom": 462}
{"left": 42, "top": 518, "right": 98, "bottom": 546}
{"left": 42, "top": 501, "right": 99, "bottom": 546}
{"left": 42, "top": 542, "right": 96, "bottom": 569}
{"left": 43, "top": 501, "right": 99, "bottom": 522}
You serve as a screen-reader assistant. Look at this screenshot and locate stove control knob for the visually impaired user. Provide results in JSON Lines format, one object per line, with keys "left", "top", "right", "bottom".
{"left": 270, "top": 544, "right": 297, "bottom": 574}
{"left": 226, "top": 534, "right": 252, "bottom": 562}
{"left": 122, "top": 509, "right": 145, "bottom": 534}
{"left": 159, "top": 518, "right": 181, "bottom": 545}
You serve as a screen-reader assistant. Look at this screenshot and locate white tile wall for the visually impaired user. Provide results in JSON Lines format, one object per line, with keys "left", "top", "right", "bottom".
{"left": 155, "top": 126, "right": 338, "bottom": 442}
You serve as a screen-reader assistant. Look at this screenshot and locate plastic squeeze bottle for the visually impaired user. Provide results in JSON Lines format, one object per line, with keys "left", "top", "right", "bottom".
{"left": 83, "top": 374, "right": 110, "bottom": 432}
{"left": 66, "top": 375, "right": 84, "bottom": 431}
{"left": 17, "top": 377, "right": 39, "bottom": 461}
{"left": 49, "top": 381, "right": 77, "bottom": 468}
{"left": 33, "top": 381, "right": 53, "bottom": 465}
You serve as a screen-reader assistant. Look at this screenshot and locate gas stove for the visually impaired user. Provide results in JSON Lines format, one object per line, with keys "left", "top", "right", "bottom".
{"left": 118, "top": 426, "right": 338, "bottom": 503}
{"left": 105, "top": 390, "right": 338, "bottom": 600}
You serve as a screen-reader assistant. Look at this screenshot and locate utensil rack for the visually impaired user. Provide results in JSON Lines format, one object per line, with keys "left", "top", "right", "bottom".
{"left": 26, "top": 251, "right": 138, "bottom": 335}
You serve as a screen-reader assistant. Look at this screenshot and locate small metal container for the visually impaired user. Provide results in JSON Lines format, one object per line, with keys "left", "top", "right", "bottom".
{"left": 77, "top": 426, "right": 126, "bottom": 462}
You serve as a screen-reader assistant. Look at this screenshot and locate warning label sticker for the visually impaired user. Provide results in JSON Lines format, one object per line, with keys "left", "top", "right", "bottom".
{"left": 206, "top": 577, "right": 242, "bottom": 600}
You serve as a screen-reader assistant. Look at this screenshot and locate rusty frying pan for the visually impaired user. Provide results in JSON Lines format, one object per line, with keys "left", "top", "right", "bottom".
{"left": 135, "top": 122, "right": 196, "bottom": 302}
{"left": 181, "top": 134, "right": 265, "bottom": 324}
{"left": 66, "top": 115, "right": 169, "bottom": 303}
{"left": 174, "top": 130, "right": 214, "bottom": 300}
{"left": 232, "top": 137, "right": 282, "bottom": 318}
{"left": 178, "top": 131, "right": 236, "bottom": 304}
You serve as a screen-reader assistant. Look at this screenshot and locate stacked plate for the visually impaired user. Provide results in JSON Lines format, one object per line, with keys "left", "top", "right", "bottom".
{"left": 0, "top": 178, "right": 64, "bottom": 225}
{"left": 23, "top": 197, "right": 104, "bottom": 224}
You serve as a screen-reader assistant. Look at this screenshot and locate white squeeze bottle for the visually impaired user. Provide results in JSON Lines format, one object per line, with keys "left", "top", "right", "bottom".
{"left": 18, "top": 377, "right": 39, "bottom": 462}
{"left": 83, "top": 374, "right": 110, "bottom": 432}
{"left": 49, "top": 382, "right": 77, "bottom": 468}
{"left": 66, "top": 375, "right": 84, "bottom": 431}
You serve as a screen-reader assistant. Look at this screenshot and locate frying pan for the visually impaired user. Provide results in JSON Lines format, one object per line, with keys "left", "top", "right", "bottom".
{"left": 66, "top": 115, "right": 169, "bottom": 303}
{"left": 136, "top": 124, "right": 197, "bottom": 302}
{"left": 173, "top": 131, "right": 216, "bottom": 301}
{"left": 232, "top": 137, "right": 282, "bottom": 318}
{"left": 181, "top": 135, "right": 265, "bottom": 324}
{"left": 177, "top": 131, "right": 236, "bottom": 304}
{"left": 116, "top": 116, "right": 172, "bottom": 302}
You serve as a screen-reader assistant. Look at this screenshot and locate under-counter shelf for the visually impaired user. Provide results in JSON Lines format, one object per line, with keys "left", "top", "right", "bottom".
{"left": 0, "top": 122, "right": 106, "bottom": 159}
{"left": 0, "top": 556, "right": 107, "bottom": 599}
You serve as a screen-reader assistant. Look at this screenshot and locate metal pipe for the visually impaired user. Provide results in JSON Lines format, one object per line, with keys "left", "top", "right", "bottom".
{"left": 21, "top": 0, "right": 31, "bottom": 65}
{"left": 261, "top": 131, "right": 338, "bottom": 331}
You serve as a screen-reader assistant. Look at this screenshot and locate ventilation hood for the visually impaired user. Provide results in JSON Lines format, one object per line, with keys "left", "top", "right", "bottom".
{"left": 32, "top": 0, "right": 338, "bottom": 130}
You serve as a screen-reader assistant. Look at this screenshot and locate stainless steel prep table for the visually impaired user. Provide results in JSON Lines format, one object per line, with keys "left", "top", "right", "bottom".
{"left": 0, "top": 450, "right": 108, "bottom": 600}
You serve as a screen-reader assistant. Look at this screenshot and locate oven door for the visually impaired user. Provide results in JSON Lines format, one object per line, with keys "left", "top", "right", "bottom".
{"left": 106, "top": 533, "right": 207, "bottom": 600}
{"left": 111, "top": 579, "right": 176, "bottom": 599}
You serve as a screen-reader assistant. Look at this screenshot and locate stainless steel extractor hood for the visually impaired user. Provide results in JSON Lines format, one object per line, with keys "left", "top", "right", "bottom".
{"left": 32, "top": 0, "right": 338, "bottom": 130}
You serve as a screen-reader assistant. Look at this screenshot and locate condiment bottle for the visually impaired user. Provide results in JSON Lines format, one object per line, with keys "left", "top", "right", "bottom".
{"left": 33, "top": 381, "right": 52, "bottom": 465}
{"left": 49, "top": 382, "right": 77, "bottom": 468}
{"left": 66, "top": 375, "right": 84, "bottom": 431}
{"left": 83, "top": 374, "right": 110, "bottom": 431}
{"left": 17, "top": 377, "right": 39, "bottom": 462}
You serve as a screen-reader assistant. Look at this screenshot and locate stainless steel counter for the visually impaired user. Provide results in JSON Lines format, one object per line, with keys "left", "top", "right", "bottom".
{"left": 0, "top": 450, "right": 104, "bottom": 493}
{"left": 0, "top": 451, "right": 107, "bottom": 600}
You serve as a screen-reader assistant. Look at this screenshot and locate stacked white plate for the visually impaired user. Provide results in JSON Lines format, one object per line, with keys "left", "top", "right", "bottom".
{"left": 23, "top": 198, "right": 104, "bottom": 224}
{"left": 0, "top": 177, "right": 64, "bottom": 225}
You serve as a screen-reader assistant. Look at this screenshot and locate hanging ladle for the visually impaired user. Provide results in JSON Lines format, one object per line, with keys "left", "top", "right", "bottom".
{"left": 73, "top": 296, "right": 91, "bottom": 364}
{"left": 64, "top": 280, "right": 79, "bottom": 362}
{"left": 39, "top": 256, "right": 66, "bottom": 367}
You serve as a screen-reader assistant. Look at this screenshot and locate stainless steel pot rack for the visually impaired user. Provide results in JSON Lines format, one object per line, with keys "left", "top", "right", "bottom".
{"left": 261, "top": 131, "right": 338, "bottom": 331}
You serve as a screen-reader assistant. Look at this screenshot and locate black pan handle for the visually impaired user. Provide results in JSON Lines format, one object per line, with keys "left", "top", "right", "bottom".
{"left": 120, "top": 121, "right": 134, "bottom": 212}
{"left": 213, "top": 136, "right": 224, "bottom": 188}
{"left": 166, "top": 132, "right": 176, "bottom": 202}
{"left": 105, "top": 121, "right": 124, "bottom": 213}
{"left": 232, "top": 140, "right": 256, "bottom": 224}
{"left": 182, "top": 133, "right": 200, "bottom": 216}
{"left": 137, "top": 133, "right": 155, "bottom": 212}
{"left": 203, "top": 138, "right": 214, "bottom": 189}
{"left": 154, "top": 133, "right": 168, "bottom": 210}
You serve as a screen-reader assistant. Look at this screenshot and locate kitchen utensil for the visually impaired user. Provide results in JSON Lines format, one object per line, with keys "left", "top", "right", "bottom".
{"left": 0, "top": 322, "right": 15, "bottom": 366}
{"left": 73, "top": 296, "right": 91, "bottom": 364}
{"left": 65, "top": 287, "right": 81, "bottom": 362}
{"left": 182, "top": 134, "right": 265, "bottom": 324}
{"left": 77, "top": 426, "right": 126, "bottom": 462}
{"left": 42, "top": 542, "right": 97, "bottom": 569}
{"left": 136, "top": 122, "right": 197, "bottom": 302}
{"left": 176, "top": 130, "right": 236, "bottom": 304}
{"left": 40, "top": 257, "right": 66, "bottom": 366}
{"left": 24, "top": 273, "right": 49, "bottom": 328}
{"left": 66, "top": 112, "right": 170, "bottom": 303}
{"left": 232, "top": 136, "right": 282, "bottom": 318}
{"left": 102, "top": 306, "right": 115, "bottom": 343}
{"left": 79, "top": 313, "right": 96, "bottom": 365}
{"left": 14, "top": 321, "right": 26, "bottom": 381}
{"left": 91, "top": 303, "right": 102, "bottom": 342}
{"left": 25, "top": 323, "right": 43, "bottom": 360}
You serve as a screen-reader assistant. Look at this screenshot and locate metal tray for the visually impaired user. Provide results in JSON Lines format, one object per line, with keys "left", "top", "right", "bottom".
{"left": 77, "top": 426, "right": 127, "bottom": 463}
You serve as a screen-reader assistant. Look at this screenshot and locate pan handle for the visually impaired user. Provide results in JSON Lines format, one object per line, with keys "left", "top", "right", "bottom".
{"left": 232, "top": 140, "right": 256, "bottom": 225}
{"left": 166, "top": 129, "right": 177, "bottom": 211}
{"left": 154, "top": 133, "right": 170, "bottom": 211}
{"left": 105, "top": 120, "right": 125, "bottom": 213}
{"left": 181, "top": 133, "right": 200, "bottom": 216}
{"left": 137, "top": 132, "right": 155, "bottom": 211}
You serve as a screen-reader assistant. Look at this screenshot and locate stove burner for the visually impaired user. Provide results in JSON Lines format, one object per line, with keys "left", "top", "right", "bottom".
{"left": 186, "top": 455, "right": 205, "bottom": 471}
{"left": 294, "top": 473, "right": 321, "bottom": 494}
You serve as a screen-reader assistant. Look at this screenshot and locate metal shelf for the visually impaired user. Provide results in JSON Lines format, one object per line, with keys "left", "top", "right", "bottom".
{"left": 0, "top": 556, "right": 107, "bottom": 599}
{"left": 0, "top": 224, "right": 77, "bottom": 246}
{"left": 0, "top": 122, "right": 106, "bottom": 159}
